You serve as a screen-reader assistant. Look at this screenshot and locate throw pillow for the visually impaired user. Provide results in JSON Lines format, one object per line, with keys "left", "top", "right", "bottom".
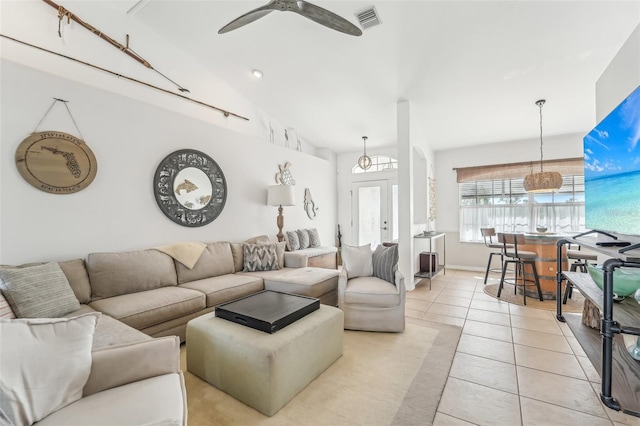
{"left": 286, "top": 231, "right": 300, "bottom": 251}
{"left": 0, "top": 262, "right": 80, "bottom": 318}
{"left": 0, "top": 312, "right": 100, "bottom": 425}
{"left": 341, "top": 244, "right": 373, "bottom": 279}
{"left": 243, "top": 243, "right": 280, "bottom": 272}
{"left": 297, "top": 229, "right": 310, "bottom": 249}
{"left": 307, "top": 228, "right": 321, "bottom": 248}
{"left": 372, "top": 244, "right": 399, "bottom": 285}
{"left": 0, "top": 292, "right": 15, "bottom": 319}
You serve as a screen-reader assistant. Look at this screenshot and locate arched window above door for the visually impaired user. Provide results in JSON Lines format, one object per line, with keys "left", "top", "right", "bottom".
{"left": 352, "top": 156, "right": 398, "bottom": 174}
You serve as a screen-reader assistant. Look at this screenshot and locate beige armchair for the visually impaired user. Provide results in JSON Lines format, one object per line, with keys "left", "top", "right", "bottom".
{"left": 337, "top": 268, "right": 406, "bottom": 332}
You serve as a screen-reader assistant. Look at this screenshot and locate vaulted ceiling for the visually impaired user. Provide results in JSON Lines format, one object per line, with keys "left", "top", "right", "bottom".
{"left": 109, "top": 1, "right": 639, "bottom": 153}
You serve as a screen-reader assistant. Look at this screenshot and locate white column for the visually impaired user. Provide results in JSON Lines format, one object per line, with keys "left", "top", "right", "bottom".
{"left": 397, "top": 100, "right": 415, "bottom": 291}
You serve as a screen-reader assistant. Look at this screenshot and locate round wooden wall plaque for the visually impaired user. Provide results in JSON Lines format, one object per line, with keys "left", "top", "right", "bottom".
{"left": 15, "top": 131, "right": 97, "bottom": 194}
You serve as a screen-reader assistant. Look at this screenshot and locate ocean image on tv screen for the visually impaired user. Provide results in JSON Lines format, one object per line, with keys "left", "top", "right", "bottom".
{"left": 584, "top": 86, "right": 640, "bottom": 236}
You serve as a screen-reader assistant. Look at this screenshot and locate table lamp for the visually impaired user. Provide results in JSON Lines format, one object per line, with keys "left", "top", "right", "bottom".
{"left": 267, "top": 184, "right": 295, "bottom": 242}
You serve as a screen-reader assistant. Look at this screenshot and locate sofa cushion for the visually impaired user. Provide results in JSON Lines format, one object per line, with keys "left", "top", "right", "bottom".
{"left": 0, "top": 262, "right": 80, "bottom": 318}
{"left": 0, "top": 313, "right": 99, "bottom": 425}
{"left": 175, "top": 242, "right": 235, "bottom": 284}
{"left": 243, "top": 243, "right": 280, "bottom": 272}
{"left": 344, "top": 276, "right": 401, "bottom": 306}
{"left": 89, "top": 287, "right": 205, "bottom": 330}
{"left": 230, "top": 236, "right": 272, "bottom": 272}
{"left": 58, "top": 259, "right": 92, "bottom": 304}
{"left": 242, "top": 267, "right": 338, "bottom": 300}
{"left": 87, "top": 250, "right": 178, "bottom": 301}
{"left": 180, "top": 273, "right": 264, "bottom": 307}
{"left": 372, "top": 244, "right": 398, "bottom": 285}
{"left": 64, "top": 305, "right": 151, "bottom": 350}
{"left": 342, "top": 244, "right": 373, "bottom": 279}
{"left": 36, "top": 373, "right": 186, "bottom": 426}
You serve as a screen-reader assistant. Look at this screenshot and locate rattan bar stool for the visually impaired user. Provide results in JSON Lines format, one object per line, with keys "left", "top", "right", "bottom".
{"left": 497, "top": 232, "right": 543, "bottom": 305}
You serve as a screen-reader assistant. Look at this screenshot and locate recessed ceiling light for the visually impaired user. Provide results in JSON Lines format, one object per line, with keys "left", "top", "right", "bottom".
{"left": 252, "top": 69, "right": 263, "bottom": 78}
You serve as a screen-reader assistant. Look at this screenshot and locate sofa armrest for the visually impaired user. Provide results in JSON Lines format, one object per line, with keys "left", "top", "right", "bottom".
{"left": 284, "top": 252, "right": 309, "bottom": 268}
{"left": 395, "top": 270, "right": 406, "bottom": 304}
{"left": 83, "top": 336, "right": 180, "bottom": 396}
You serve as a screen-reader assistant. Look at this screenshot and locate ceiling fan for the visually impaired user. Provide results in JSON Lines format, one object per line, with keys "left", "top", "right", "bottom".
{"left": 218, "top": 0, "right": 362, "bottom": 36}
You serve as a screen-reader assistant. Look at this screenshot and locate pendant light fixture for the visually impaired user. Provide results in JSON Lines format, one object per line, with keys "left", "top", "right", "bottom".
{"left": 523, "top": 99, "right": 563, "bottom": 192}
{"left": 358, "top": 136, "right": 372, "bottom": 170}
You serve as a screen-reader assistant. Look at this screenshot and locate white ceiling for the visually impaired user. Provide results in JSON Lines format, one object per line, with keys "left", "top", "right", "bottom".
{"left": 114, "top": 1, "right": 639, "bottom": 153}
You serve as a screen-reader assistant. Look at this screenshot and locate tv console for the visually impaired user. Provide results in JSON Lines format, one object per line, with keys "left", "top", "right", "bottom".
{"left": 555, "top": 232, "right": 640, "bottom": 416}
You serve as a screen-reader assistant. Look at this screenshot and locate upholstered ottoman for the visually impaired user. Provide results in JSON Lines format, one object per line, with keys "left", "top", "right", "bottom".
{"left": 186, "top": 305, "right": 343, "bottom": 416}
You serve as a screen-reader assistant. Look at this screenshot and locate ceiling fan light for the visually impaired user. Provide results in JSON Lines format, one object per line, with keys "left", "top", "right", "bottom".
{"left": 523, "top": 171, "right": 563, "bottom": 192}
{"left": 252, "top": 69, "right": 263, "bottom": 78}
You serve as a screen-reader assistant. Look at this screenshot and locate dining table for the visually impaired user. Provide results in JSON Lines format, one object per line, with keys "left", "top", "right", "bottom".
{"left": 517, "top": 232, "right": 569, "bottom": 299}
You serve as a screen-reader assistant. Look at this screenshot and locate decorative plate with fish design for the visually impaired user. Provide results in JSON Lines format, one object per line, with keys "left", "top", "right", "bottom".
{"left": 153, "top": 149, "right": 227, "bottom": 227}
{"left": 15, "top": 131, "right": 97, "bottom": 194}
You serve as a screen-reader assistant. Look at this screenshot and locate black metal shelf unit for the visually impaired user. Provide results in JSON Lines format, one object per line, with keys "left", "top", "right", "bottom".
{"left": 555, "top": 231, "right": 640, "bottom": 416}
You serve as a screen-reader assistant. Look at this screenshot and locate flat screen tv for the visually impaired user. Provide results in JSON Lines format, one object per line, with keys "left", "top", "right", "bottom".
{"left": 583, "top": 85, "right": 640, "bottom": 239}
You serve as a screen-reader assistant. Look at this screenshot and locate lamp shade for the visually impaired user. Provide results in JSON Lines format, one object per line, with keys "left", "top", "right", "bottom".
{"left": 267, "top": 184, "right": 295, "bottom": 206}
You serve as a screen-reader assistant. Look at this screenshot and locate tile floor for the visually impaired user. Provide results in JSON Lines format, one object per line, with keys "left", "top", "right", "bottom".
{"left": 406, "top": 269, "right": 640, "bottom": 426}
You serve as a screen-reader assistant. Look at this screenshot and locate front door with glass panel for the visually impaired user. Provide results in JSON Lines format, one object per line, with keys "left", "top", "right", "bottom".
{"left": 352, "top": 180, "right": 398, "bottom": 248}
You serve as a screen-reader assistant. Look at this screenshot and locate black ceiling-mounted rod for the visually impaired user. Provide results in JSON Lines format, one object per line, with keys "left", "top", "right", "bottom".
{"left": 0, "top": 34, "right": 249, "bottom": 121}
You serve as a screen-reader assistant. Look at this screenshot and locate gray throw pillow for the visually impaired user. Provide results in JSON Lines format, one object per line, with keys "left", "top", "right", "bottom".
{"left": 243, "top": 243, "right": 280, "bottom": 272}
{"left": 372, "top": 244, "right": 399, "bottom": 285}
{"left": 286, "top": 231, "right": 300, "bottom": 251}
{"left": 0, "top": 262, "right": 80, "bottom": 318}
{"left": 307, "top": 228, "right": 321, "bottom": 248}
{"left": 296, "top": 229, "right": 310, "bottom": 249}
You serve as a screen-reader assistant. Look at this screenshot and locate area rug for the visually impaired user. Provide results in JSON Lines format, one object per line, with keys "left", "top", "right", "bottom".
{"left": 181, "top": 318, "right": 461, "bottom": 426}
{"left": 483, "top": 283, "right": 584, "bottom": 313}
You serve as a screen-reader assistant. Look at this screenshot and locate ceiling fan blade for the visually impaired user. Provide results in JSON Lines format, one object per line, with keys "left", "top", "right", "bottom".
{"left": 218, "top": 5, "right": 274, "bottom": 34}
{"left": 293, "top": 1, "right": 362, "bottom": 36}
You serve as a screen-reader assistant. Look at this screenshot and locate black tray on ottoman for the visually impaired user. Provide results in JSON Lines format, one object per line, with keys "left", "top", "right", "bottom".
{"left": 215, "top": 290, "right": 320, "bottom": 333}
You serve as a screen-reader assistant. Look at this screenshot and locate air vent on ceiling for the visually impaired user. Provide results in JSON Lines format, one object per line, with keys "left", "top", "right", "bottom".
{"left": 356, "top": 7, "right": 381, "bottom": 30}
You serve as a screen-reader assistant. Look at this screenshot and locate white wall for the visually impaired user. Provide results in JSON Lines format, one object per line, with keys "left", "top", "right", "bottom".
{"left": 0, "top": 60, "right": 337, "bottom": 264}
{"left": 596, "top": 24, "right": 640, "bottom": 122}
{"left": 434, "top": 133, "right": 584, "bottom": 270}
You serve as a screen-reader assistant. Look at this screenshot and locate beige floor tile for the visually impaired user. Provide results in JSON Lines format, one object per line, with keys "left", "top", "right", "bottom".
{"left": 445, "top": 281, "right": 479, "bottom": 291}
{"left": 405, "top": 308, "right": 425, "bottom": 319}
{"left": 466, "top": 308, "right": 511, "bottom": 327}
{"left": 514, "top": 344, "right": 586, "bottom": 380}
{"left": 438, "top": 377, "right": 521, "bottom": 425}
{"left": 508, "top": 304, "right": 556, "bottom": 320}
{"left": 406, "top": 289, "right": 441, "bottom": 301}
{"left": 520, "top": 397, "right": 613, "bottom": 426}
{"left": 565, "top": 335, "right": 588, "bottom": 357}
{"left": 463, "top": 320, "right": 513, "bottom": 343}
{"left": 456, "top": 334, "right": 515, "bottom": 364}
{"left": 440, "top": 288, "right": 476, "bottom": 298}
{"left": 449, "top": 352, "right": 518, "bottom": 394}
{"left": 511, "top": 328, "right": 573, "bottom": 353}
{"left": 434, "top": 294, "right": 473, "bottom": 308}
{"left": 427, "top": 302, "right": 469, "bottom": 319}
{"left": 421, "top": 312, "right": 466, "bottom": 327}
{"left": 472, "top": 291, "right": 501, "bottom": 303}
{"left": 433, "top": 412, "right": 478, "bottom": 425}
{"left": 405, "top": 298, "right": 431, "bottom": 312}
{"left": 588, "top": 382, "right": 640, "bottom": 426}
{"left": 577, "top": 356, "right": 601, "bottom": 383}
{"left": 469, "top": 299, "right": 511, "bottom": 314}
{"left": 510, "top": 315, "right": 563, "bottom": 335}
{"left": 558, "top": 319, "right": 576, "bottom": 337}
{"left": 517, "top": 366, "right": 607, "bottom": 418}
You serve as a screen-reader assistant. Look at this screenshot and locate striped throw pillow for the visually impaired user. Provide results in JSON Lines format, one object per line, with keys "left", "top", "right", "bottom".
{"left": 0, "top": 262, "right": 80, "bottom": 318}
{"left": 296, "top": 229, "right": 310, "bottom": 249}
{"left": 286, "top": 231, "right": 300, "bottom": 251}
{"left": 372, "top": 244, "right": 399, "bottom": 285}
{"left": 0, "top": 292, "right": 16, "bottom": 319}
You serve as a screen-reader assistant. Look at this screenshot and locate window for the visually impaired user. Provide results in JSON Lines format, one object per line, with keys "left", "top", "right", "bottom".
{"left": 459, "top": 175, "right": 585, "bottom": 242}
{"left": 352, "top": 156, "right": 397, "bottom": 174}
